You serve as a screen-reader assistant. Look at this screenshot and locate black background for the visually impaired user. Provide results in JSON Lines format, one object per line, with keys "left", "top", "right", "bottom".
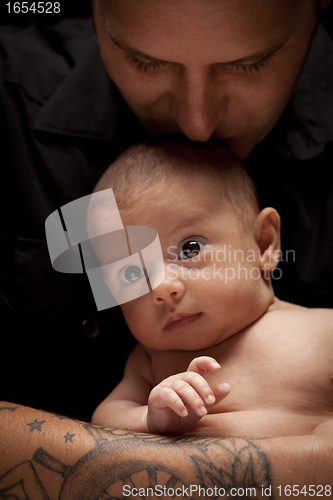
{"left": 1, "top": 0, "right": 333, "bottom": 36}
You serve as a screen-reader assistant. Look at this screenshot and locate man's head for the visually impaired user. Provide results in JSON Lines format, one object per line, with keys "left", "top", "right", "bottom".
{"left": 88, "top": 139, "right": 281, "bottom": 351}
{"left": 93, "top": 0, "right": 331, "bottom": 159}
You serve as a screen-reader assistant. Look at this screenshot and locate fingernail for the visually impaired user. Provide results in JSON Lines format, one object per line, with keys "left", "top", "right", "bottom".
{"left": 181, "top": 408, "right": 188, "bottom": 417}
{"left": 200, "top": 406, "right": 207, "bottom": 415}
{"left": 207, "top": 394, "right": 215, "bottom": 404}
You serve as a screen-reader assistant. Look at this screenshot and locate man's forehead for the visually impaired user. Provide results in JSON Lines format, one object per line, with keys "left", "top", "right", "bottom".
{"left": 100, "top": 0, "right": 307, "bottom": 16}
{"left": 100, "top": 0, "right": 310, "bottom": 70}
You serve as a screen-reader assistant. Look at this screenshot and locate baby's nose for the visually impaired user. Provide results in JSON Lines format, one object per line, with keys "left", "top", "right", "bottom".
{"left": 151, "top": 275, "right": 185, "bottom": 304}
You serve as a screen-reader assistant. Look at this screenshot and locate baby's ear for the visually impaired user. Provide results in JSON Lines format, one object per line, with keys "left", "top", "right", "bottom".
{"left": 254, "top": 207, "right": 281, "bottom": 272}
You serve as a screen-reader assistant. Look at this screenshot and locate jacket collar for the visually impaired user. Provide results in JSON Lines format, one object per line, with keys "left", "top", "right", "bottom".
{"left": 33, "top": 35, "right": 146, "bottom": 142}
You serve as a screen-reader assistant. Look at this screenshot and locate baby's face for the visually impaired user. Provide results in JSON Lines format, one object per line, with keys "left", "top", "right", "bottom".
{"left": 105, "top": 178, "right": 272, "bottom": 351}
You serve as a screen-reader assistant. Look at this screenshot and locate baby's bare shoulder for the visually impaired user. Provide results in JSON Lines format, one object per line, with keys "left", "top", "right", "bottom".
{"left": 125, "top": 343, "right": 155, "bottom": 383}
{"left": 266, "top": 297, "right": 332, "bottom": 318}
{"left": 303, "top": 306, "right": 333, "bottom": 324}
{"left": 263, "top": 299, "right": 333, "bottom": 337}
{"left": 249, "top": 302, "right": 333, "bottom": 380}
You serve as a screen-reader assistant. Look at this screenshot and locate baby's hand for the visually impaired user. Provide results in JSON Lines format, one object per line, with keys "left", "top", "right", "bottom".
{"left": 147, "top": 356, "right": 231, "bottom": 435}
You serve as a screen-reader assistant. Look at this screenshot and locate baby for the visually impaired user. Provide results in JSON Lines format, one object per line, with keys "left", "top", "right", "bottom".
{"left": 88, "top": 140, "right": 333, "bottom": 439}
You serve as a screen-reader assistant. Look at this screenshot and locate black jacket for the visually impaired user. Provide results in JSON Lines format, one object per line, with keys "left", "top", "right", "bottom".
{"left": 0, "top": 19, "right": 332, "bottom": 420}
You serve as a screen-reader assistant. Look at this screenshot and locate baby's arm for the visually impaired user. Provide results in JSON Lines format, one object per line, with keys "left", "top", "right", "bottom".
{"left": 91, "top": 348, "right": 231, "bottom": 435}
{"left": 91, "top": 343, "right": 155, "bottom": 432}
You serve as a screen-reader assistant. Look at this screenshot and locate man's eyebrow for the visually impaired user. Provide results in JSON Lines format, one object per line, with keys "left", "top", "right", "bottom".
{"left": 106, "top": 29, "right": 171, "bottom": 64}
{"left": 106, "top": 28, "right": 290, "bottom": 66}
{"left": 219, "top": 38, "right": 290, "bottom": 66}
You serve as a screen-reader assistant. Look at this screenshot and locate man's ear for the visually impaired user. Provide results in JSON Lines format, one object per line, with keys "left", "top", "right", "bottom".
{"left": 254, "top": 207, "right": 281, "bottom": 272}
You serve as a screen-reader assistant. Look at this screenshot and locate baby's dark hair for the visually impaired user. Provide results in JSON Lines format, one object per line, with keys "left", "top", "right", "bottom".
{"left": 92, "top": 138, "right": 260, "bottom": 229}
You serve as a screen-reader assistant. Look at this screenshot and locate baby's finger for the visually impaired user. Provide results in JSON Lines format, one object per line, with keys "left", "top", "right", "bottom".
{"left": 211, "top": 383, "right": 231, "bottom": 407}
{"left": 149, "top": 385, "right": 189, "bottom": 417}
{"left": 187, "top": 356, "right": 221, "bottom": 377}
{"left": 162, "top": 378, "right": 208, "bottom": 417}
{"left": 176, "top": 371, "right": 216, "bottom": 406}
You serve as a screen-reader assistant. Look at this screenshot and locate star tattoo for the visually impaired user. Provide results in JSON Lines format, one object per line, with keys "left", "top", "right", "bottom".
{"left": 63, "top": 432, "right": 75, "bottom": 444}
{"left": 27, "top": 419, "right": 45, "bottom": 433}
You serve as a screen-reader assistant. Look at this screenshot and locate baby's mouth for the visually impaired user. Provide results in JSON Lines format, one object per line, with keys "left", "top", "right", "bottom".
{"left": 165, "top": 313, "right": 202, "bottom": 332}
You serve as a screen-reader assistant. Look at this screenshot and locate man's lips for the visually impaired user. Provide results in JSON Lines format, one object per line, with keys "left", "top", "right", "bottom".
{"left": 165, "top": 313, "right": 202, "bottom": 331}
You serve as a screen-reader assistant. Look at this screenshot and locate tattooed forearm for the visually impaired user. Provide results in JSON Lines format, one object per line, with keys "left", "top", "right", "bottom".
{"left": 27, "top": 419, "right": 46, "bottom": 433}
{"left": 0, "top": 406, "right": 19, "bottom": 414}
{"left": 63, "top": 432, "right": 75, "bottom": 444}
{"left": 0, "top": 403, "right": 274, "bottom": 499}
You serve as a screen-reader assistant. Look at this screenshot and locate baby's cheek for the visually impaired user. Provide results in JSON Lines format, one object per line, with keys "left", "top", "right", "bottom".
{"left": 119, "top": 302, "right": 133, "bottom": 322}
{"left": 120, "top": 296, "right": 147, "bottom": 327}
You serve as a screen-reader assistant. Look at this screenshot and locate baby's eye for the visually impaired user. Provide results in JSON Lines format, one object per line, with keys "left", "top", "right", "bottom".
{"left": 178, "top": 240, "right": 205, "bottom": 260}
{"left": 120, "top": 265, "right": 145, "bottom": 284}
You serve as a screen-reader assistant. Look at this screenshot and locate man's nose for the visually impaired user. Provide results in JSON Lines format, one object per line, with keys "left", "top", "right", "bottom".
{"left": 171, "top": 68, "right": 227, "bottom": 142}
{"left": 151, "top": 271, "right": 185, "bottom": 304}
